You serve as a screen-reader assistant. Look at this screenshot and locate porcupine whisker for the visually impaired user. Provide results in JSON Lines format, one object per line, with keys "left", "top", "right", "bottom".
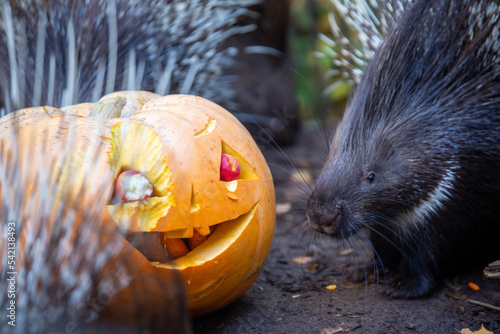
{"left": 348, "top": 230, "right": 379, "bottom": 295}
{"left": 274, "top": 213, "right": 309, "bottom": 246}
{"left": 279, "top": 215, "right": 327, "bottom": 260}
{"left": 346, "top": 232, "right": 365, "bottom": 286}
{"left": 356, "top": 218, "right": 416, "bottom": 264}
{"left": 353, "top": 225, "right": 386, "bottom": 279}
{"left": 291, "top": 67, "right": 332, "bottom": 154}
{"left": 367, "top": 210, "right": 424, "bottom": 248}
{"left": 338, "top": 228, "right": 356, "bottom": 284}
{"left": 285, "top": 218, "right": 317, "bottom": 251}
{"left": 298, "top": 106, "right": 331, "bottom": 162}
{"left": 288, "top": 167, "right": 316, "bottom": 198}
{"left": 365, "top": 217, "right": 436, "bottom": 278}
{"left": 365, "top": 211, "right": 422, "bottom": 248}
{"left": 236, "top": 111, "right": 318, "bottom": 197}
{"left": 294, "top": 68, "right": 333, "bottom": 152}
{"left": 354, "top": 227, "right": 383, "bottom": 280}
{"left": 337, "top": 225, "right": 386, "bottom": 294}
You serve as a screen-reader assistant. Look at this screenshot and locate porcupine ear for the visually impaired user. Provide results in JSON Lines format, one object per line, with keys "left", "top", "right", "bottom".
{"left": 317, "top": 0, "right": 410, "bottom": 92}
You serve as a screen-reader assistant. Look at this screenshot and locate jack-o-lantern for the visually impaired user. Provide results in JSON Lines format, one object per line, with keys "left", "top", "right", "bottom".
{"left": 1, "top": 92, "right": 275, "bottom": 316}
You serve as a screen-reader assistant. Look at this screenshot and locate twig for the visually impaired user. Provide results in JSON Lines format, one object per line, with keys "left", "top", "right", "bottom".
{"left": 467, "top": 299, "right": 500, "bottom": 312}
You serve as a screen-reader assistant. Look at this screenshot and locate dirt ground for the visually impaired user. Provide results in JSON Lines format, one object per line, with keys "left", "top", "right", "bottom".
{"left": 192, "top": 126, "right": 500, "bottom": 334}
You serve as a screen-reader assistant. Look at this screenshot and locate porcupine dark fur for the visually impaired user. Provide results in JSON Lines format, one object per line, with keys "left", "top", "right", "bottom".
{"left": 307, "top": 0, "right": 500, "bottom": 298}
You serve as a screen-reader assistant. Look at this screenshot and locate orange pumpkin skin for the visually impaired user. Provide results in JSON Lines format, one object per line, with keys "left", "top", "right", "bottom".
{"left": 1, "top": 92, "right": 275, "bottom": 316}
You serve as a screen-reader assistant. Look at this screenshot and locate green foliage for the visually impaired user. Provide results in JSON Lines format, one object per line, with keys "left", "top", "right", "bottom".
{"left": 289, "top": 0, "right": 351, "bottom": 122}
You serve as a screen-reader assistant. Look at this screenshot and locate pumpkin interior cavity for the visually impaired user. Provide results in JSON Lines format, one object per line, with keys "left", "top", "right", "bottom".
{"left": 161, "top": 203, "right": 259, "bottom": 269}
{"left": 107, "top": 122, "right": 175, "bottom": 231}
{"left": 126, "top": 204, "right": 259, "bottom": 267}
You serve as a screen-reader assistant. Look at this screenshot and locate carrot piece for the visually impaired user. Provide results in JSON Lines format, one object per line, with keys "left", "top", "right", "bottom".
{"left": 468, "top": 282, "right": 480, "bottom": 291}
{"left": 187, "top": 229, "right": 209, "bottom": 251}
{"left": 162, "top": 236, "right": 189, "bottom": 260}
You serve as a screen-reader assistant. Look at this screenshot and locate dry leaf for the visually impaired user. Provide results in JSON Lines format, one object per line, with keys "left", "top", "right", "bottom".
{"left": 293, "top": 256, "right": 314, "bottom": 264}
{"left": 290, "top": 169, "right": 313, "bottom": 186}
{"left": 307, "top": 264, "right": 319, "bottom": 270}
{"left": 460, "top": 324, "right": 493, "bottom": 334}
{"left": 321, "top": 327, "right": 344, "bottom": 334}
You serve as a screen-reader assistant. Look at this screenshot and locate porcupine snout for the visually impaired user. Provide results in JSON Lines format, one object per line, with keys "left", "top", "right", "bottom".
{"left": 306, "top": 195, "right": 344, "bottom": 236}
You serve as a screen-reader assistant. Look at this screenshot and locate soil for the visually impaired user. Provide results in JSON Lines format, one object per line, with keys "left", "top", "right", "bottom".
{"left": 192, "top": 125, "right": 500, "bottom": 334}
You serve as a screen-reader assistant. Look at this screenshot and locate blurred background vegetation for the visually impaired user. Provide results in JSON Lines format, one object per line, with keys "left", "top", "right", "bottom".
{"left": 289, "top": 0, "right": 352, "bottom": 126}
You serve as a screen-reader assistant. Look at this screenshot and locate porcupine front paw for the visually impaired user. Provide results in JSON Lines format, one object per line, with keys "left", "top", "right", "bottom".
{"left": 384, "top": 271, "right": 437, "bottom": 299}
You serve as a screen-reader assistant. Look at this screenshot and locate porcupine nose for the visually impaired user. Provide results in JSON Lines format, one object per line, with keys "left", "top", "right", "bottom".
{"left": 306, "top": 197, "right": 341, "bottom": 236}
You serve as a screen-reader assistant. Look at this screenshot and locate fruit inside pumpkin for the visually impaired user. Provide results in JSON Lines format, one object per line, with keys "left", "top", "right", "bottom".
{"left": 124, "top": 227, "right": 217, "bottom": 262}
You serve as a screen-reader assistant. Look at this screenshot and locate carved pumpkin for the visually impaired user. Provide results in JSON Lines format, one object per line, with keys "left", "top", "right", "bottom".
{"left": 1, "top": 92, "right": 275, "bottom": 316}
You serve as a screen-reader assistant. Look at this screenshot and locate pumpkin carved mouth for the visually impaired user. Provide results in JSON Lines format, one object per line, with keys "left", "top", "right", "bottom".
{"left": 126, "top": 204, "right": 258, "bottom": 266}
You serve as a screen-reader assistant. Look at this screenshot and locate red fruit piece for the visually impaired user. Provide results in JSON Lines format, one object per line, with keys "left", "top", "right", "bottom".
{"left": 114, "top": 170, "right": 154, "bottom": 202}
{"left": 220, "top": 154, "right": 241, "bottom": 181}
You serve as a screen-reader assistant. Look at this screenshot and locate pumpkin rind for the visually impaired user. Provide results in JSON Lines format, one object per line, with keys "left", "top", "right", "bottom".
{"left": 0, "top": 91, "right": 276, "bottom": 316}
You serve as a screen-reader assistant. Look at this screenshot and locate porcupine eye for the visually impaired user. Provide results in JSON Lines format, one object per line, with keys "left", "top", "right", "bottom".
{"left": 366, "top": 172, "right": 376, "bottom": 183}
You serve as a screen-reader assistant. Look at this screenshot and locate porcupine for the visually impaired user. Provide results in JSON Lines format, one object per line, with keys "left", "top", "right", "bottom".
{"left": 0, "top": 0, "right": 299, "bottom": 146}
{"left": 0, "top": 119, "right": 193, "bottom": 333}
{"left": 307, "top": 0, "right": 500, "bottom": 298}
{"left": 0, "top": 0, "right": 278, "bottom": 332}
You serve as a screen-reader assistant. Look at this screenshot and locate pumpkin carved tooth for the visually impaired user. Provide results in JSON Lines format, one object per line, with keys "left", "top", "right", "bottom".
{"left": 114, "top": 170, "right": 154, "bottom": 202}
{"left": 220, "top": 154, "right": 241, "bottom": 181}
